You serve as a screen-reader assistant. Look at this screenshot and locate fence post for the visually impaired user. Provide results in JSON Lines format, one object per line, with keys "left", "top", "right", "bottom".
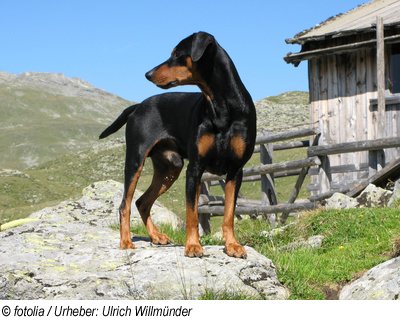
{"left": 369, "top": 150, "right": 386, "bottom": 176}
{"left": 317, "top": 156, "right": 332, "bottom": 195}
{"left": 280, "top": 132, "right": 320, "bottom": 223}
{"left": 260, "top": 130, "right": 278, "bottom": 226}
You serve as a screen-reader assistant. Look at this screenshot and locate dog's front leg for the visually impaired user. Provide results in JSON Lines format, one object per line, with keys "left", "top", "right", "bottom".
{"left": 223, "top": 169, "right": 247, "bottom": 258}
{"left": 184, "top": 163, "right": 204, "bottom": 257}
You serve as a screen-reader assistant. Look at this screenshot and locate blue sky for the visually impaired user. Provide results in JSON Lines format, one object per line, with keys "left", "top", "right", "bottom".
{"left": 1, "top": 0, "right": 366, "bottom": 102}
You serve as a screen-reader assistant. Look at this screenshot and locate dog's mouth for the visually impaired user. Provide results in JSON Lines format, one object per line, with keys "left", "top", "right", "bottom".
{"left": 158, "top": 80, "right": 179, "bottom": 89}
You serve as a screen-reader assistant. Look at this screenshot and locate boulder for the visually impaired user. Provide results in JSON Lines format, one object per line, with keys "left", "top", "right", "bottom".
{"left": 339, "top": 256, "right": 400, "bottom": 300}
{"left": 324, "top": 192, "right": 359, "bottom": 210}
{"left": 0, "top": 180, "right": 289, "bottom": 300}
{"left": 324, "top": 184, "right": 394, "bottom": 210}
{"left": 355, "top": 184, "right": 392, "bottom": 208}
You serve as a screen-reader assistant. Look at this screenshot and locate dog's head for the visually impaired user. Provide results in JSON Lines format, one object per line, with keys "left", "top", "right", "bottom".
{"left": 145, "top": 32, "right": 215, "bottom": 98}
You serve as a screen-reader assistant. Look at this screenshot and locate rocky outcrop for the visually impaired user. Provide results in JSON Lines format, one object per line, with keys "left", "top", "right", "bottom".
{"left": 254, "top": 91, "right": 309, "bottom": 131}
{"left": 324, "top": 192, "right": 359, "bottom": 210}
{"left": 339, "top": 256, "right": 400, "bottom": 300}
{"left": 0, "top": 180, "right": 289, "bottom": 300}
{"left": 324, "top": 183, "right": 396, "bottom": 210}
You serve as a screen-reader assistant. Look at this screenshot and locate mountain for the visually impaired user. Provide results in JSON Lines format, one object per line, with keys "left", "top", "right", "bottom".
{"left": 254, "top": 91, "right": 309, "bottom": 131}
{"left": 0, "top": 71, "right": 132, "bottom": 169}
{"left": 0, "top": 71, "right": 309, "bottom": 169}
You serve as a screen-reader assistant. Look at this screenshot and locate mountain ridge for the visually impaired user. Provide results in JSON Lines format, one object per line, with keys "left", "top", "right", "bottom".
{"left": 0, "top": 71, "right": 308, "bottom": 169}
{"left": 0, "top": 71, "right": 133, "bottom": 169}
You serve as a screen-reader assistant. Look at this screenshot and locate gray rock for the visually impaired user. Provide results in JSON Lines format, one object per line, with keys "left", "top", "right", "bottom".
{"left": 356, "top": 184, "right": 392, "bottom": 208}
{"left": 260, "top": 222, "right": 296, "bottom": 238}
{"left": 25, "top": 180, "right": 183, "bottom": 230}
{"left": 339, "top": 256, "right": 400, "bottom": 300}
{"left": 0, "top": 181, "right": 289, "bottom": 300}
{"left": 388, "top": 179, "right": 400, "bottom": 207}
{"left": 324, "top": 192, "right": 359, "bottom": 210}
{"left": 324, "top": 184, "right": 394, "bottom": 210}
{"left": 279, "top": 235, "right": 324, "bottom": 252}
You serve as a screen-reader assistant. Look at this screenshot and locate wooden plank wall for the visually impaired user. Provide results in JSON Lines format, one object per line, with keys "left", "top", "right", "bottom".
{"left": 308, "top": 46, "right": 400, "bottom": 195}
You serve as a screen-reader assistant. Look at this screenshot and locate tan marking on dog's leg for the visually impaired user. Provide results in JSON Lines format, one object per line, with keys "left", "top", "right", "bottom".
{"left": 120, "top": 165, "right": 144, "bottom": 250}
{"left": 185, "top": 184, "right": 203, "bottom": 257}
{"left": 222, "top": 179, "right": 247, "bottom": 258}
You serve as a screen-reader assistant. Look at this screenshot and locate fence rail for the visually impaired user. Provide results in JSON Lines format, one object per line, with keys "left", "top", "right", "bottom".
{"left": 307, "top": 136, "right": 400, "bottom": 196}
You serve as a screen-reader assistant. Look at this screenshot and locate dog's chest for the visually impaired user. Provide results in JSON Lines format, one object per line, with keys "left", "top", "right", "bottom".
{"left": 199, "top": 131, "right": 249, "bottom": 176}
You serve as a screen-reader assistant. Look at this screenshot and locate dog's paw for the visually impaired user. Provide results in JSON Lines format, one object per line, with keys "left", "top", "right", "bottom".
{"left": 120, "top": 240, "right": 136, "bottom": 250}
{"left": 184, "top": 243, "right": 204, "bottom": 258}
{"left": 151, "top": 232, "right": 172, "bottom": 245}
{"left": 224, "top": 242, "right": 247, "bottom": 259}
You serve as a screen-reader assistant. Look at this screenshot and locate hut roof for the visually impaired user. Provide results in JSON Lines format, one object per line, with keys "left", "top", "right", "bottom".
{"left": 286, "top": 0, "right": 400, "bottom": 45}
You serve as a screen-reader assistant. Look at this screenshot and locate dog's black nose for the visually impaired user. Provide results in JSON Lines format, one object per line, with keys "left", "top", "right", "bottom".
{"left": 145, "top": 69, "right": 154, "bottom": 81}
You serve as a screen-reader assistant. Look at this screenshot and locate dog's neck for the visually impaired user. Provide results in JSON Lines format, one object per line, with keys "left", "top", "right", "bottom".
{"left": 199, "top": 46, "right": 255, "bottom": 130}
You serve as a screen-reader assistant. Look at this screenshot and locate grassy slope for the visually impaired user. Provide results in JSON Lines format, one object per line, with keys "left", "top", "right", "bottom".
{"left": 0, "top": 82, "right": 131, "bottom": 169}
{"left": 236, "top": 207, "right": 400, "bottom": 299}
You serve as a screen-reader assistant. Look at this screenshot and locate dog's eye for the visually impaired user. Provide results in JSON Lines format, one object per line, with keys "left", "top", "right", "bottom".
{"left": 173, "top": 51, "right": 181, "bottom": 58}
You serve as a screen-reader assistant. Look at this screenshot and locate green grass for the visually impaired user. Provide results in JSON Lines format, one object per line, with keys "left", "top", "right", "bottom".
{"left": 234, "top": 207, "right": 400, "bottom": 299}
{"left": 264, "top": 91, "right": 309, "bottom": 105}
{"left": 127, "top": 207, "right": 400, "bottom": 300}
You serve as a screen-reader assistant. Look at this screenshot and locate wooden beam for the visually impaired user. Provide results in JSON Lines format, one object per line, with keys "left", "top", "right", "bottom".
{"left": 284, "top": 39, "right": 377, "bottom": 64}
{"left": 273, "top": 140, "right": 309, "bottom": 151}
{"left": 307, "top": 137, "right": 400, "bottom": 157}
{"left": 253, "top": 140, "right": 309, "bottom": 154}
{"left": 284, "top": 33, "right": 400, "bottom": 65}
{"left": 197, "top": 201, "right": 317, "bottom": 216}
{"left": 376, "top": 16, "right": 386, "bottom": 140}
{"left": 208, "top": 169, "right": 303, "bottom": 186}
{"left": 255, "top": 127, "right": 319, "bottom": 145}
{"left": 346, "top": 156, "right": 400, "bottom": 197}
{"left": 259, "top": 131, "right": 278, "bottom": 226}
{"left": 198, "top": 194, "right": 262, "bottom": 207}
{"left": 201, "top": 156, "right": 321, "bottom": 182}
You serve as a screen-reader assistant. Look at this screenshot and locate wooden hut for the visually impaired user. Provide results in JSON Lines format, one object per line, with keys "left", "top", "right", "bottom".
{"left": 284, "top": 0, "right": 400, "bottom": 196}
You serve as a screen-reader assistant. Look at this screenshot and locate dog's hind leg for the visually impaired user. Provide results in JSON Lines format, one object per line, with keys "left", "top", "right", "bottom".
{"left": 119, "top": 147, "right": 151, "bottom": 250}
{"left": 135, "top": 146, "right": 183, "bottom": 245}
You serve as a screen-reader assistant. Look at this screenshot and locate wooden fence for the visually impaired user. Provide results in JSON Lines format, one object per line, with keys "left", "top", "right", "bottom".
{"left": 307, "top": 136, "right": 400, "bottom": 197}
{"left": 197, "top": 127, "right": 400, "bottom": 235}
{"left": 197, "top": 127, "right": 321, "bottom": 234}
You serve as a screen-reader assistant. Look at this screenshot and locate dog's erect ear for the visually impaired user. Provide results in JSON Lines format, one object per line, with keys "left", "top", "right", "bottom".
{"left": 191, "top": 32, "right": 214, "bottom": 62}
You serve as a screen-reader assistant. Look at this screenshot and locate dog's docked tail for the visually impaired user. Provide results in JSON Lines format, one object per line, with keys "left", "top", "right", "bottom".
{"left": 99, "top": 104, "right": 138, "bottom": 139}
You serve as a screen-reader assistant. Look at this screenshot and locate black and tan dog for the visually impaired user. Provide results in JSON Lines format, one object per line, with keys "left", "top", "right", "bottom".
{"left": 100, "top": 32, "right": 256, "bottom": 258}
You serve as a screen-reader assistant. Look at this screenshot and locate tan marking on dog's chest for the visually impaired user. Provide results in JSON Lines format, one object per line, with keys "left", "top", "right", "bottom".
{"left": 198, "top": 134, "right": 215, "bottom": 157}
{"left": 230, "top": 136, "right": 246, "bottom": 159}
